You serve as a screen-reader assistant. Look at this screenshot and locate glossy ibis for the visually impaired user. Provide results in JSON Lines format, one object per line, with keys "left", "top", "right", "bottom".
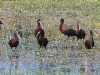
{"left": 85, "top": 30, "right": 94, "bottom": 49}
{"left": 76, "top": 22, "right": 86, "bottom": 43}
{"left": 34, "top": 19, "right": 44, "bottom": 37}
{"left": 59, "top": 18, "right": 76, "bottom": 39}
{"left": 36, "top": 31, "right": 48, "bottom": 48}
{"left": 9, "top": 33, "right": 21, "bottom": 49}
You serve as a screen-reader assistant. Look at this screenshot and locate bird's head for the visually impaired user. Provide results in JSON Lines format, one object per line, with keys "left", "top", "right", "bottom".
{"left": 77, "top": 22, "right": 80, "bottom": 26}
{"left": 14, "top": 32, "right": 21, "bottom": 40}
{"left": 90, "top": 30, "right": 98, "bottom": 38}
{"left": 90, "top": 30, "right": 93, "bottom": 34}
{"left": 37, "top": 19, "right": 40, "bottom": 21}
{"left": 60, "top": 18, "right": 64, "bottom": 23}
{"left": 37, "top": 19, "right": 43, "bottom": 28}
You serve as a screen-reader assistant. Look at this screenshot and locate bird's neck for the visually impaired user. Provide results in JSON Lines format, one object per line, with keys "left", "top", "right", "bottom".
{"left": 38, "top": 25, "right": 42, "bottom": 29}
{"left": 59, "top": 22, "right": 63, "bottom": 31}
{"left": 15, "top": 36, "right": 18, "bottom": 39}
{"left": 90, "top": 35, "right": 93, "bottom": 43}
{"left": 77, "top": 24, "right": 80, "bottom": 31}
{"left": 37, "top": 22, "right": 41, "bottom": 27}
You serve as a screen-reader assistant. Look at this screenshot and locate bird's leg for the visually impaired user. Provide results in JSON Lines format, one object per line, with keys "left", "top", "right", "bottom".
{"left": 19, "top": 41, "right": 22, "bottom": 49}
{"left": 44, "top": 46, "right": 47, "bottom": 50}
{"left": 77, "top": 38, "right": 79, "bottom": 44}
{"left": 77, "top": 38, "right": 78, "bottom": 41}
{"left": 39, "top": 46, "right": 41, "bottom": 48}
{"left": 15, "top": 47, "right": 16, "bottom": 50}
{"left": 77, "top": 38, "right": 82, "bottom": 47}
{"left": 83, "top": 39, "right": 84, "bottom": 45}
{"left": 67, "top": 36, "right": 72, "bottom": 48}
{"left": 90, "top": 44, "right": 92, "bottom": 49}
{"left": 12, "top": 48, "right": 16, "bottom": 54}
{"left": 66, "top": 36, "right": 70, "bottom": 47}
{"left": 72, "top": 36, "right": 75, "bottom": 41}
{"left": 44, "top": 46, "right": 46, "bottom": 49}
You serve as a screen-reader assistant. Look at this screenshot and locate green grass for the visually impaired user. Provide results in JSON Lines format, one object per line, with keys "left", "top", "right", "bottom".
{"left": 0, "top": 0, "right": 4, "bottom": 8}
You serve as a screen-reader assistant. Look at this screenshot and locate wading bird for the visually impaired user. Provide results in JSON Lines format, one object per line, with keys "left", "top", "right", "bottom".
{"left": 76, "top": 22, "right": 86, "bottom": 44}
{"left": 59, "top": 18, "right": 76, "bottom": 39}
{"left": 85, "top": 30, "right": 94, "bottom": 49}
{"left": 36, "top": 31, "right": 48, "bottom": 48}
{"left": 9, "top": 33, "right": 21, "bottom": 49}
{"left": 34, "top": 19, "right": 44, "bottom": 37}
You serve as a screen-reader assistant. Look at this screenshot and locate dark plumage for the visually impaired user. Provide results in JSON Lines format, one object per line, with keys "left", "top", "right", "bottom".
{"left": 34, "top": 19, "right": 44, "bottom": 37}
{"left": 36, "top": 29, "right": 44, "bottom": 38}
{"left": 0, "top": 21, "right": 3, "bottom": 24}
{"left": 9, "top": 33, "right": 19, "bottom": 49}
{"left": 64, "top": 29, "right": 76, "bottom": 37}
{"left": 85, "top": 30, "right": 94, "bottom": 49}
{"left": 76, "top": 22, "right": 86, "bottom": 43}
{"left": 36, "top": 31, "right": 48, "bottom": 48}
{"left": 59, "top": 18, "right": 76, "bottom": 38}
{"left": 0, "top": 21, "right": 3, "bottom": 29}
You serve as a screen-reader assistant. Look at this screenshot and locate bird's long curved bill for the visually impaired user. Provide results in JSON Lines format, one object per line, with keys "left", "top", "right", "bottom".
{"left": 39, "top": 21, "right": 43, "bottom": 28}
{"left": 93, "top": 31, "right": 98, "bottom": 38}
{"left": 56, "top": 19, "right": 61, "bottom": 25}
{"left": 17, "top": 33, "right": 21, "bottom": 40}
{"left": 36, "top": 31, "right": 40, "bottom": 37}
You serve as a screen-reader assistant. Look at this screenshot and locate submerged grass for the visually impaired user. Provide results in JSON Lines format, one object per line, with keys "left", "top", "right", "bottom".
{"left": 0, "top": 68, "right": 90, "bottom": 75}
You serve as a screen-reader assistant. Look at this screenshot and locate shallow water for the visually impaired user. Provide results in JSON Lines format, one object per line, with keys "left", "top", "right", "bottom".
{"left": 0, "top": 41, "right": 100, "bottom": 75}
